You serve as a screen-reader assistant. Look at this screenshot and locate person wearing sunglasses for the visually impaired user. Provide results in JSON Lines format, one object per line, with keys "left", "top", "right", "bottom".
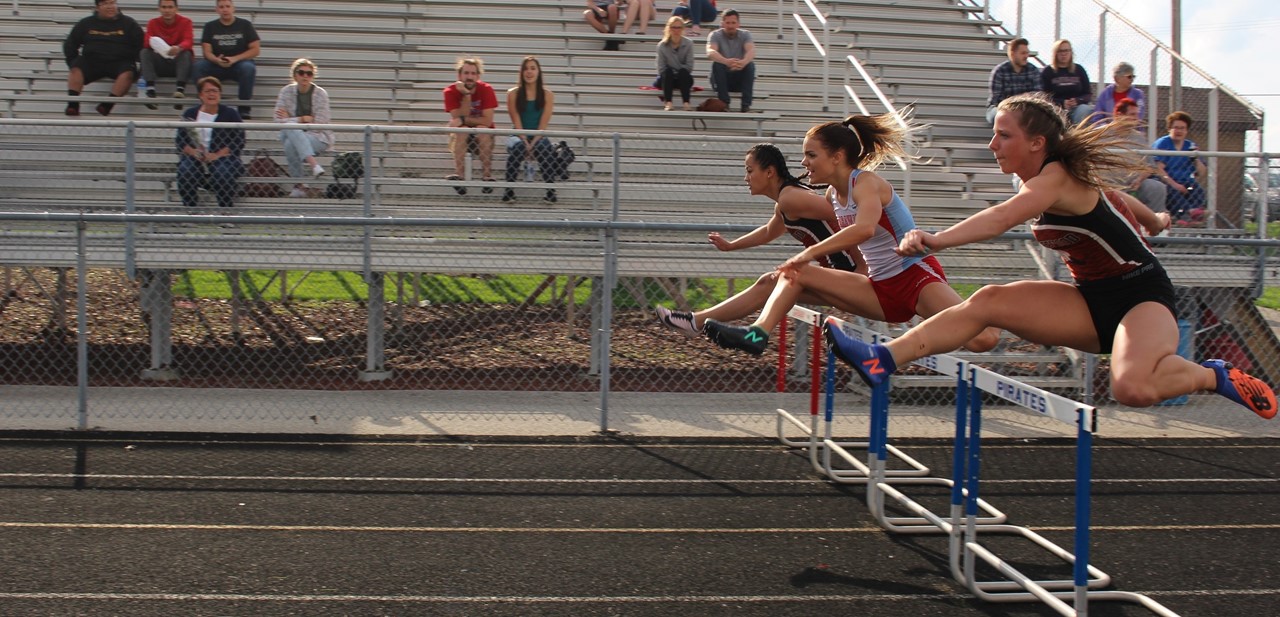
{"left": 1092, "top": 61, "right": 1146, "bottom": 123}
{"left": 273, "top": 58, "right": 333, "bottom": 198}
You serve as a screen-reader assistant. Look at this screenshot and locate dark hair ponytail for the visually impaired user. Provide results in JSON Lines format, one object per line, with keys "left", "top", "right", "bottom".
{"left": 746, "top": 143, "right": 823, "bottom": 191}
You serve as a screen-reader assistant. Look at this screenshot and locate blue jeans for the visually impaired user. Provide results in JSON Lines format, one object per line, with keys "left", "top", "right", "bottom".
{"left": 505, "top": 137, "right": 558, "bottom": 182}
{"left": 710, "top": 61, "right": 754, "bottom": 109}
{"left": 193, "top": 59, "right": 256, "bottom": 112}
{"left": 177, "top": 155, "right": 243, "bottom": 208}
{"left": 672, "top": 0, "right": 716, "bottom": 25}
{"left": 279, "top": 130, "right": 329, "bottom": 178}
{"left": 1167, "top": 180, "right": 1205, "bottom": 220}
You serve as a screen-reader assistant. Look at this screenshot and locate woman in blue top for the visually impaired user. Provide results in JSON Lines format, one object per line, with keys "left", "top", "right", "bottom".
{"left": 1152, "top": 110, "right": 1208, "bottom": 221}
{"left": 503, "top": 56, "right": 558, "bottom": 204}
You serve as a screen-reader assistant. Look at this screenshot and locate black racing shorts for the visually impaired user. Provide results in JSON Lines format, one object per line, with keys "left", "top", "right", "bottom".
{"left": 71, "top": 56, "right": 137, "bottom": 85}
{"left": 1076, "top": 261, "right": 1176, "bottom": 354}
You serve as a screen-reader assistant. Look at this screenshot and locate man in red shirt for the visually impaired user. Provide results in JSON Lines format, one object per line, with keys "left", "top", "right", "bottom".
{"left": 140, "top": 0, "right": 194, "bottom": 109}
{"left": 443, "top": 57, "right": 498, "bottom": 194}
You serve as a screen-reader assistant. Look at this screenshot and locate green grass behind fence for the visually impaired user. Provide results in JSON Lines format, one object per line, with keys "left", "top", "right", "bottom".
{"left": 172, "top": 270, "right": 1277, "bottom": 311}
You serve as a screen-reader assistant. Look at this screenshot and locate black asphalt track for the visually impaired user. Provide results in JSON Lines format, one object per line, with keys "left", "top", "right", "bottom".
{"left": 0, "top": 433, "right": 1277, "bottom": 616}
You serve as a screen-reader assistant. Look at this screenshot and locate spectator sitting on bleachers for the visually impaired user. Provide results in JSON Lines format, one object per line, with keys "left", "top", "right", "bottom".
{"left": 503, "top": 57, "right": 558, "bottom": 204}
{"left": 444, "top": 57, "right": 499, "bottom": 195}
{"left": 63, "top": 0, "right": 144, "bottom": 116}
{"left": 619, "top": 0, "right": 657, "bottom": 35}
{"left": 1041, "top": 39, "right": 1094, "bottom": 125}
{"left": 274, "top": 59, "right": 333, "bottom": 199}
{"left": 672, "top": 0, "right": 717, "bottom": 37}
{"left": 1092, "top": 61, "right": 1145, "bottom": 123}
{"left": 1116, "top": 98, "right": 1166, "bottom": 215}
{"left": 585, "top": 0, "right": 623, "bottom": 51}
{"left": 706, "top": 9, "right": 755, "bottom": 113}
{"left": 1153, "top": 110, "right": 1208, "bottom": 221}
{"left": 176, "top": 76, "right": 244, "bottom": 209}
{"left": 985, "top": 37, "right": 1040, "bottom": 125}
{"left": 140, "top": 0, "right": 194, "bottom": 110}
{"left": 657, "top": 16, "right": 694, "bottom": 111}
{"left": 194, "top": 0, "right": 259, "bottom": 120}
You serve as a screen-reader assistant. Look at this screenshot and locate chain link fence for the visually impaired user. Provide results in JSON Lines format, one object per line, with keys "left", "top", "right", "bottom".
{"left": 1, "top": 119, "right": 1278, "bottom": 434}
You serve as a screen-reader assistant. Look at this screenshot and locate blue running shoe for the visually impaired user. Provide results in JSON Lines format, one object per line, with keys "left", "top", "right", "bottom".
{"left": 1202, "top": 359, "right": 1276, "bottom": 419}
{"left": 823, "top": 317, "right": 895, "bottom": 387}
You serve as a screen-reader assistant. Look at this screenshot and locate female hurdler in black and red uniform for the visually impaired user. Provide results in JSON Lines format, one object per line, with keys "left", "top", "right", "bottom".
{"left": 825, "top": 92, "right": 1276, "bottom": 419}
{"left": 654, "top": 143, "right": 863, "bottom": 336}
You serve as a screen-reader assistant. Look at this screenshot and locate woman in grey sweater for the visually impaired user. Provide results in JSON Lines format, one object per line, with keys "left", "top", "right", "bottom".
{"left": 657, "top": 16, "right": 694, "bottom": 111}
{"left": 273, "top": 58, "right": 334, "bottom": 197}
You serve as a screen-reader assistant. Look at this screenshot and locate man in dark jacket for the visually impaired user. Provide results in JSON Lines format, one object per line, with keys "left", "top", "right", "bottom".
{"left": 64, "top": 0, "right": 144, "bottom": 116}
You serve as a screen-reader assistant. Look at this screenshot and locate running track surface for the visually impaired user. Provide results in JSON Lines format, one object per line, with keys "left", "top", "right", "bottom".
{"left": 0, "top": 433, "right": 1277, "bottom": 616}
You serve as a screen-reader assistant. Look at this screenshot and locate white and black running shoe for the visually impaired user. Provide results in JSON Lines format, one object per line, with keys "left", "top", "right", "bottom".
{"left": 654, "top": 306, "right": 699, "bottom": 337}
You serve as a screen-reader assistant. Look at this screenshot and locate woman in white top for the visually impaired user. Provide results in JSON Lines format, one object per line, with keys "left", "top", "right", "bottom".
{"left": 274, "top": 58, "right": 334, "bottom": 197}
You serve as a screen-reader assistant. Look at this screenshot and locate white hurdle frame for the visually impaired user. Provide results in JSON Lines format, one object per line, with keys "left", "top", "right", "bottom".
{"left": 775, "top": 306, "right": 932, "bottom": 484}
{"left": 817, "top": 313, "right": 1180, "bottom": 616}
{"left": 822, "top": 315, "right": 1006, "bottom": 533}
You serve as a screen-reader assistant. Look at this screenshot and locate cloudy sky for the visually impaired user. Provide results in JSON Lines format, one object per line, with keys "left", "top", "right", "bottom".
{"left": 990, "top": 0, "right": 1278, "bottom": 152}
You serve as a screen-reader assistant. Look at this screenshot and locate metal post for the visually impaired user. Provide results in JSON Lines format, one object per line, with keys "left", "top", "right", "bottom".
{"left": 141, "top": 269, "right": 177, "bottom": 381}
{"left": 361, "top": 271, "right": 392, "bottom": 381}
{"left": 124, "top": 122, "right": 136, "bottom": 280}
{"left": 75, "top": 221, "right": 88, "bottom": 431}
{"left": 362, "top": 126, "right": 373, "bottom": 282}
{"left": 790, "top": 0, "right": 799, "bottom": 73}
{"left": 1073, "top": 415, "right": 1094, "bottom": 616}
{"left": 1015, "top": 0, "right": 1023, "bottom": 37}
{"left": 822, "top": 14, "right": 830, "bottom": 112}
{"left": 1147, "top": 46, "right": 1159, "bottom": 144}
{"left": 1053, "top": 0, "right": 1062, "bottom": 41}
{"left": 1171, "top": 0, "right": 1182, "bottom": 111}
{"left": 1208, "top": 88, "right": 1219, "bottom": 229}
{"left": 599, "top": 134, "right": 621, "bottom": 433}
{"left": 1097, "top": 12, "right": 1107, "bottom": 98}
{"left": 773, "top": 0, "right": 783, "bottom": 38}
{"left": 1257, "top": 153, "right": 1270, "bottom": 295}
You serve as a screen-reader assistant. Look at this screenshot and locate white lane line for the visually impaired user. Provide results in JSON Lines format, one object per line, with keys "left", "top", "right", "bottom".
{"left": 1, "top": 473, "right": 1274, "bottom": 484}
{"left": 2, "top": 521, "right": 1279, "bottom": 534}
{"left": 0, "top": 474, "right": 815, "bottom": 483}
{"left": 0, "top": 522, "right": 886, "bottom": 533}
{"left": 0, "top": 588, "right": 1275, "bottom": 603}
{"left": 2, "top": 438, "right": 1276, "bottom": 450}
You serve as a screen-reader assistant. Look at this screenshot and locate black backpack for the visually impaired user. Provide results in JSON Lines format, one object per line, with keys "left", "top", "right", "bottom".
{"left": 551, "top": 141, "right": 575, "bottom": 180}
{"left": 326, "top": 151, "right": 363, "bottom": 199}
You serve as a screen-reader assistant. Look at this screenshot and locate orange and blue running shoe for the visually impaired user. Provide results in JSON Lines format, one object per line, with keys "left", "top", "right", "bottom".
{"left": 1202, "top": 359, "right": 1277, "bottom": 419}
{"left": 823, "top": 317, "right": 896, "bottom": 388}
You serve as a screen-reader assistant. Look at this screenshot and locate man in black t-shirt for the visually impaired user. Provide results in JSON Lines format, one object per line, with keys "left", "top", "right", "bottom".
{"left": 193, "top": 0, "right": 260, "bottom": 119}
{"left": 63, "top": 0, "right": 144, "bottom": 116}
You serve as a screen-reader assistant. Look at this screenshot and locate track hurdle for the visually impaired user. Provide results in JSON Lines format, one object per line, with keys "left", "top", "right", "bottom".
{"left": 820, "top": 315, "right": 1006, "bottom": 533}
{"left": 950, "top": 364, "right": 1180, "bottom": 616}
{"left": 821, "top": 315, "right": 1181, "bottom": 616}
{"left": 775, "top": 306, "right": 931, "bottom": 484}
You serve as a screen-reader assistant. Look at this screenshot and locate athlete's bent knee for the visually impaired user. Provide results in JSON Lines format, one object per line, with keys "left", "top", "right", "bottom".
{"left": 1109, "top": 376, "right": 1162, "bottom": 408}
